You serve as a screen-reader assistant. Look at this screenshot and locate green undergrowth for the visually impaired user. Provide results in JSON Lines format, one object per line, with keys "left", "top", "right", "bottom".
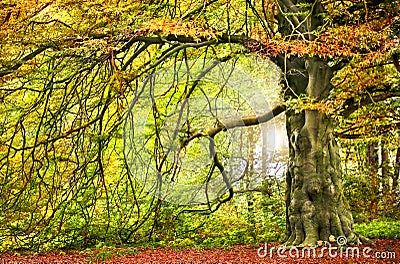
{"left": 141, "top": 194, "right": 287, "bottom": 250}
{"left": 354, "top": 220, "right": 400, "bottom": 239}
{"left": 1, "top": 190, "right": 398, "bottom": 253}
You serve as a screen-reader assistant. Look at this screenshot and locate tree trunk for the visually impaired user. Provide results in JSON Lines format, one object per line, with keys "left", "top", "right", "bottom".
{"left": 367, "top": 142, "right": 379, "bottom": 218}
{"left": 381, "top": 144, "right": 390, "bottom": 195}
{"left": 275, "top": 0, "right": 370, "bottom": 247}
{"left": 246, "top": 128, "right": 257, "bottom": 240}
{"left": 394, "top": 147, "right": 400, "bottom": 191}
{"left": 283, "top": 57, "right": 362, "bottom": 246}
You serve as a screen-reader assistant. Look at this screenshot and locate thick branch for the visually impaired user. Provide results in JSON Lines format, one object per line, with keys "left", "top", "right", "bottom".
{"left": 343, "top": 92, "right": 400, "bottom": 118}
{"left": 393, "top": 53, "right": 400, "bottom": 73}
{"left": 182, "top": 105, "right": 286, "bottom": 147}
{"left": 181, "top": 0, "right": 219, "bottom": 19}
{"left": 336, "top": 122, "right": 400, "bottom": 139}
{"left": 0, "top": 46, "right": 50, "bottom": 77}
{"left": 208, "top": 104, "right": 286, "bottom": 137}
{"left": 121, "top": 33, "right": 250, "bottom": 48}
{"left": 116, "top": 32, "right": 288, "bottom": 68}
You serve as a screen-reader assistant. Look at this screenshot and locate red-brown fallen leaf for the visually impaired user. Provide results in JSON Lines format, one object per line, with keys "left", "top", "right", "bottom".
{"left": 0, "top": 239, "right": 399, "bottom": 263}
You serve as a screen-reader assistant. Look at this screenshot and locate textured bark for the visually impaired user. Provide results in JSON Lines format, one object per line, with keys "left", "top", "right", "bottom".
{"left": 394, "top": 148, "right": 400, "bottom": 191}
{"left": 367, "top": 143, "right": 379, "bottom": 218}
{"left": 381, "top": 145, "right": 390, "bottom": 195}
{"left": 246, "top": 128, "right": 257, "bottom": 240}
{"left": 275, "top": 0, "right": 369, "bottom": 247}
{"left": 282, "top": 58, "right": 363, "bottom": 246}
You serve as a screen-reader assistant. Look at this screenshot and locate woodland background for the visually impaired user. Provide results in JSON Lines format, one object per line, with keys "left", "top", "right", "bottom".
{"left": 0, "top": 0, "right": 399, "bottom": 259}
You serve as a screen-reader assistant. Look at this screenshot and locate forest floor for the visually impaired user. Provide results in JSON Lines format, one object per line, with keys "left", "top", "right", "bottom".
{"left": 0, "top": 239, "right": 399, "bottom": 263}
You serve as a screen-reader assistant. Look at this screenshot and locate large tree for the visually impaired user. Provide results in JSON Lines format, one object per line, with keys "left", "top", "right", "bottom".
{"left": 0, "top": 0, "right": 399, "bottom": 249}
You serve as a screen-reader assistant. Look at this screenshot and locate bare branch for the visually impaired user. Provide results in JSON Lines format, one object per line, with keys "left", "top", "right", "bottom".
{"left": 181, "top": 0, "right": 219, "bottom": 19}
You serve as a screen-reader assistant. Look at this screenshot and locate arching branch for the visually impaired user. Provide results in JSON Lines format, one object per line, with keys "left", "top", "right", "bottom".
{"left": 393, "top": 52, "right": 400, "bottom": 73}
{"left": 0, "top": 46, "right": 51, "bottom": 77}
{"left": 181, "top": 105, "right": 286, "bottom": 148}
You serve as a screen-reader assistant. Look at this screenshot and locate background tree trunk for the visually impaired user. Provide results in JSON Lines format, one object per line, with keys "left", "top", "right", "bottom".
{"left": 367, "top": 142, "right": 379, "bottom": 219}
{"left": 394, "top": 148, "right": 400, "bottom": 192}
{"left": 246, "top": 128, "right": 257, "bottom": 240}
{"left": 381, "top": 144, "right": 390, "bottom": 195}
